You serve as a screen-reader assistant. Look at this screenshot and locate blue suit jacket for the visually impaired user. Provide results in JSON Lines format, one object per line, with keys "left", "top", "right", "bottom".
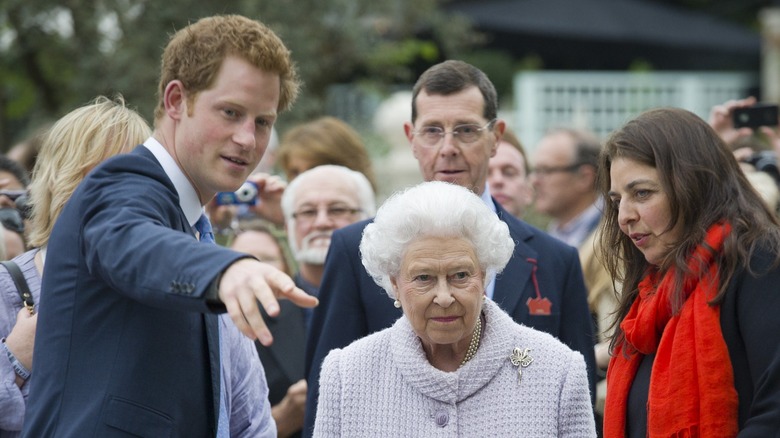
{"left": 303, "top": 201, "right": 596, "bottom": 436}
{"left": 23, "top": 147, "right": 247, "bottom": 437}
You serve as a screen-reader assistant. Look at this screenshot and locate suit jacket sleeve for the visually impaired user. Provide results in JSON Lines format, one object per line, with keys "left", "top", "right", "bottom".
{"left": 79, "top": 161, "right": 245, "bottom": 312}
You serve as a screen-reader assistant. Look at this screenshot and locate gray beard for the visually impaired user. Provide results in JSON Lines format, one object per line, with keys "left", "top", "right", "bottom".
{"left": 295, "top": 246, "right": 328, "bottom": 265}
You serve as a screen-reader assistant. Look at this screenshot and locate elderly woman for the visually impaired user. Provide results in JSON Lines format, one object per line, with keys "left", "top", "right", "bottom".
{"left": 313, "top": 181, "right": 595, "bottom": 437}
{"left": 600, "top": 108, "right": 780, "bottom": 436}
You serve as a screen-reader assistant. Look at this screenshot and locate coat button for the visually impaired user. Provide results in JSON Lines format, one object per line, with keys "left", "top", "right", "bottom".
{"left": 434, "top": 409, "right": 449, "bottom": 427}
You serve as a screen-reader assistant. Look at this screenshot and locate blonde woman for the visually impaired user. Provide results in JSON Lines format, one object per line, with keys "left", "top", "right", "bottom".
{"left": 0, "top": 95, "right": 149, "bottom": 435}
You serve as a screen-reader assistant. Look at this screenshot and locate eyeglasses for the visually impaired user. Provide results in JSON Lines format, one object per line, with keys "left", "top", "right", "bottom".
{"left": 413, "top": 119, "right": 496, "bottom": 147}
{"left": 530, "top": 163, "right": 583, "bottom": 177}
{"left": 292, "top": 206, "right": 362, "bottom": 223}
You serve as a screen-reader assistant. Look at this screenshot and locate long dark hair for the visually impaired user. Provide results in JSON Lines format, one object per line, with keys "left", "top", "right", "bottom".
{"left": 597, "top": 107, "right": 780, "bottom": 351}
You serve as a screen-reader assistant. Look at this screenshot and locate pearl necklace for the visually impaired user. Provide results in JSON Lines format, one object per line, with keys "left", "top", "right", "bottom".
{"left": 459, "top": 315, "right": 483, "bottom": 368}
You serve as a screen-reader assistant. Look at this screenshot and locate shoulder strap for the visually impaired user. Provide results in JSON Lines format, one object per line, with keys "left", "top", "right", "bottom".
{"left": 1, "top": 261, "right": 34, "bottom": 313}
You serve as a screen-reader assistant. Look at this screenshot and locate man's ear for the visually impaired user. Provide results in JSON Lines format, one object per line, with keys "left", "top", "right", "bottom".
{"left": 163, "top": 80, "right": 187, "bottom": 121}
{"left": 576, "top": 164, "right": 598, "bottom": 191}
{"left": 404, "top": 122, "right": 417, "bottom": 158}
{"left": 490, "top": 119, "right": 506, "bottom": 158}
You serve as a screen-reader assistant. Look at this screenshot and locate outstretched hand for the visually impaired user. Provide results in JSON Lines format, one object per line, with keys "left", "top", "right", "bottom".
{"left": 218, "top": 258, "right": 317, "bottom": 345}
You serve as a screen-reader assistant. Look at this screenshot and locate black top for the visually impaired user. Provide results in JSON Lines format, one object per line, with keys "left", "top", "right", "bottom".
{"left": 626, "top": 353, "right": 654, "bottom": 438}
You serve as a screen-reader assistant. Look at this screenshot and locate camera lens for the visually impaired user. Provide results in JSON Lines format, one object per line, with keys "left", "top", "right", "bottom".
{"left": 234, "top": 182, "right": 258, "bottom": 203}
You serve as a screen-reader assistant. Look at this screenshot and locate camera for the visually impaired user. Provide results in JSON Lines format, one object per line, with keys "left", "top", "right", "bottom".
{"left": 745, "top": 150, "right": 780, "bottom": 187}
{"left": 0, "top": 190, "right": 31, "bottom": 220}
{"left": 215, "top": 181, "right": 259, "bottom": 206}
{"left": 732, "top": 103, "right": 779, "bottom": 129}
{"left": 0, "top": 207, "right": 24, "bottom": 234}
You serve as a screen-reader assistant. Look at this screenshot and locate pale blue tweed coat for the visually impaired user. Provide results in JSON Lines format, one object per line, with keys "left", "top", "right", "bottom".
{"left": 314, "top": 298, "right": 596, "bottom": 437}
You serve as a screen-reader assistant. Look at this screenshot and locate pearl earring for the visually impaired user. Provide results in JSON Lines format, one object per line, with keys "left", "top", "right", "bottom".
{"left": 394, "top": 300, "right": 401, "bottom": 308}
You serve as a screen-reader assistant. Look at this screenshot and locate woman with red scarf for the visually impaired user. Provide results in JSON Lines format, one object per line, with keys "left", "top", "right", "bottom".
{"left": 598, "top": 107, "right": 780, "bottom": 437}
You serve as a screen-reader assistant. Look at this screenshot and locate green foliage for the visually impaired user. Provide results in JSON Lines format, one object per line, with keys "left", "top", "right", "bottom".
{"left": 459, "top": 49, "right": 520, "bottom": 106}
{"left": 365, "top": 39, "right": 440, "bottom": 83}
{"left": 0, "top": 0, "right": 481, "bottom": 150}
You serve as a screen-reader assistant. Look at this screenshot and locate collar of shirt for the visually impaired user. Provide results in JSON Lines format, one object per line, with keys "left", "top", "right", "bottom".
{"left": 480, "top": 183, "right": 497, "bottom": 299}
{"left": 143, "top": 137, "right": 202, "bottom": 227}
{"left": 480, "top": 183, "right": 497, "bottom": 214}
{"left": 547, "top": 199, "right": 603, "bottom": 248}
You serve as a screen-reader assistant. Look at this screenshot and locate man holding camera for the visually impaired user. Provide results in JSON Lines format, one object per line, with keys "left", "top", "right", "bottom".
{"left": 709, "top": 96, "right": 780, "bottom": 212}
{"left": 0, "top": 156, "right": 29, "bottom": 260}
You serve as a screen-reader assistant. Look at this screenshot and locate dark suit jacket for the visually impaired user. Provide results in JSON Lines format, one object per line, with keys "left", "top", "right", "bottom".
{"left": 23, "top": 146, "right": 246, "bottom": 437}
{"left": 718, "top": 249, "right": 780, "bottom": 434}
{"left": 303, "top": 200, "right": 596, "bottom": 436}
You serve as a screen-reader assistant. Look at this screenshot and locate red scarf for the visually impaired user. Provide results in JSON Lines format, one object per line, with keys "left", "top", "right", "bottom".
{"left": 604, "top": 223, "right": 738, "bottom": 437}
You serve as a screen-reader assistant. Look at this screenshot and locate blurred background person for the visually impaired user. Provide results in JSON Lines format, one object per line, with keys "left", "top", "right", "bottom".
{"left": 530, "top": 126, "right": 615, "bottom": 431}
{"left": 6, "top": 125, "right": 49, "bottom": 176}
{"left": 487, "top": 127, "right": 533, "bottom": 218}
{"left": 281, "top": 164, "right": 375, "bottom": 307}
{"left": 0, "top": 95, "right": 150, "bottom": 436}
{"left": 0, "top": 156, "right": 30, "bottom": 204}
{"left": 530, "top": 127, "right": 603, "bottom": 248}
{"left": 238, "top": 164, "right": 374, "bottom": 437}
{"left": 231, "top": 218, "right": 292, "bottom": 272}
{"left": 709, "top": 96, "right": 780, "bottom": 213}
{"left": 0, "top": 156, "right": 31, "bottom": 259}
{"left": 209, "top": 116, "right": 378, "bottom": 248}
{"left": 230, "top": 219, "right": 304, "bottom": 438}
{"left": 276, "top": 116, "right": 378, "bottom": 192}
{"left": 600, "top": 108, "right": 780, "bottom": 436}
{"left": 314, "top": 181, "right": 596, "bottom": 437}
{"left": 0, "top": 209, "right": 25, "bottom": 261}
{"left": 0, "top": 227, "right": 8, "bottom": 261}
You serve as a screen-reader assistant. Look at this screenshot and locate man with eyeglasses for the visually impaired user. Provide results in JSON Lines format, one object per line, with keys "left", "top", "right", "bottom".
{"left": 530, "top": 127, "right": 614, "bottom": 432}
{"left": 530, "top": 128, "right": 603, "bottom": 248}
{"left": 264, "top": 164, "right": 375, "bottom": 437}
{"left": 282, "top": 164, "right": 376, "bottom": 319}
{"left": 303, "top": 60, "right": 597, "bottom": 437}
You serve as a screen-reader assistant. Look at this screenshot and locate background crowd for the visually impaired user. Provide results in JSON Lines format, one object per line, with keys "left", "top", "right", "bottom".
{"left": 0, "top": 11, "right": 779, "bottom": 438}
